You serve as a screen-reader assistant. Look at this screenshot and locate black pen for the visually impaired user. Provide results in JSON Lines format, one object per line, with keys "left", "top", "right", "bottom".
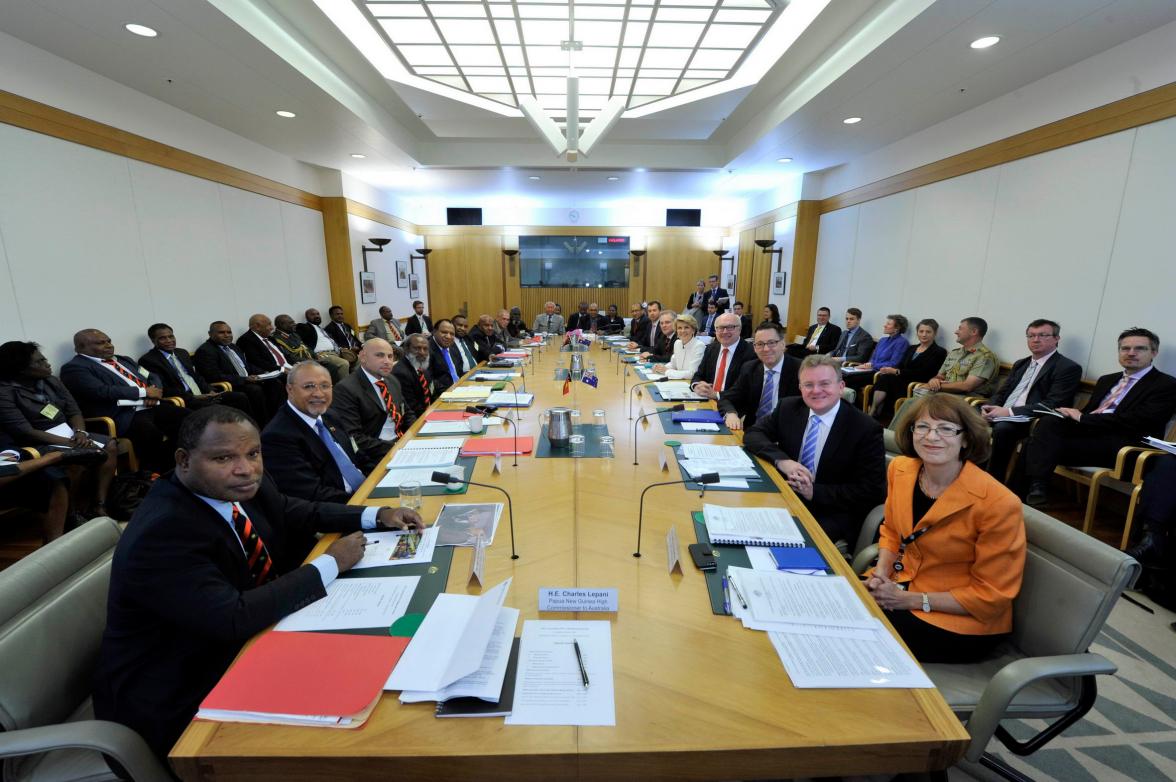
{"left": 573, "top": 639, "right": 590, "bottom": 689}
{"left": 728, "top": 575, "right": 749, "bottom": 610}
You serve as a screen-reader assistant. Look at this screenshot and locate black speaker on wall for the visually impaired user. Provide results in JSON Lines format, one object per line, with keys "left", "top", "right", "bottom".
{"left": 666, "top": 208, "right": 701, "bottom": 227}
{"left": 447, "top": 208, "right": 483, "bottom": 226}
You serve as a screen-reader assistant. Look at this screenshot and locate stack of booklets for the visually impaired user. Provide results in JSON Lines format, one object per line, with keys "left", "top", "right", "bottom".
{"left": 703, "top": 504, "right": 804, "bottom": 547}
{"left": 387, "top": 438, "right": 463, "bottom": 469}
{"left": 678, "top": 444, "right": 759, "bottom": 479}
{"left": 440, "top": 386, "right": 492, "bottom": 401}
{"left": 486, "top": 390, "right": 534, "bottom": 407}
{"left": 197, "top": 631, "right": 409, "bottom": 727}
{"left": 657, "top": 381, "right": 705, "bottom": 401}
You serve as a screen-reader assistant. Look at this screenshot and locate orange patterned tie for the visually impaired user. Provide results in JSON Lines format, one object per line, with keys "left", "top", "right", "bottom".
{"left": 231, "top": 504, "right": 273, "bottom": 586}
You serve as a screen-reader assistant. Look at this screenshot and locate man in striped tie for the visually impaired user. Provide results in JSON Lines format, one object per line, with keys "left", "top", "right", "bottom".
{"left": 392, "top": 334, "right": 436, "bottom": 418}
{"left": 744, "top": 355, "right": 886, "bottom": 544}
{"left": 331, "top": 338, "right": 415, "bottom": 463}
{"left": 94, "top": 405, "right": 422, "bottom": 763}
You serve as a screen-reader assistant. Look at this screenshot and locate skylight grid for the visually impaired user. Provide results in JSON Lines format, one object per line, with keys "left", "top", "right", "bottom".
{"left": 359, "top": 0, "right": 779, "bottom": 114}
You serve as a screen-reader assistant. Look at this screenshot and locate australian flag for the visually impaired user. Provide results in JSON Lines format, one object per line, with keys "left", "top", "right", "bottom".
{"left": 581, "top": 373, "right": 599, "bottom": 388}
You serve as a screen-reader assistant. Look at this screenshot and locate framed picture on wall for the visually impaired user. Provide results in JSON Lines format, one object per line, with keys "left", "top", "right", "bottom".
{"left": 359, "top": 271, "right": 377, "bottom": 304}
{"left": 396, "top": 261, "right": 409, "bottom": 288}
{"left": 408, "top": 274, "right": 420, "bottom": 299}
{"left": 772, "top": 272, "right": 786, "bottom": 296}
{"left": 725, "top": 274, "right": 735, "bottom": 292}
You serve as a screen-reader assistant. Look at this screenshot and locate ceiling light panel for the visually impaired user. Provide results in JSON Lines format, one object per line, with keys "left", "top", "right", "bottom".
{"left": 352, "top": 0, "right": 786, "bottom": 116}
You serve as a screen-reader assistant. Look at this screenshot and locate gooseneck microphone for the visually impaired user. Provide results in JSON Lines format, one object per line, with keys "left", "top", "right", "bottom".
{"left": 430, "top": 471, "right": 518, "bottom": 560}
{"left": 634, "top": 472, "right": 720, "bottom": 557}
{"left": 632, "top": 403, "right": 684, "bottom": 465}
{"left": 628, "top": 378, "right": 669, "bottom": 419}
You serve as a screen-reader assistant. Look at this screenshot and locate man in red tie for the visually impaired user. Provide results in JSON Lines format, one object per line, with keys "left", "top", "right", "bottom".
{"left": 1024, "top": 327, "right": 1176, "bottom": 507}
{"left": 331, "top": 337, "right": 415, "bottom": 463}
{"left": 690, "top": 312, "right": 753, "bottom": 400}
{"left": 392, "top": 334, "right": 436, "bottom": 418}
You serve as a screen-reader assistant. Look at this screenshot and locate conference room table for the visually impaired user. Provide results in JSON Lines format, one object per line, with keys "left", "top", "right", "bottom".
{"left": 170, "top": 336, "right": 969, "bottom": 780}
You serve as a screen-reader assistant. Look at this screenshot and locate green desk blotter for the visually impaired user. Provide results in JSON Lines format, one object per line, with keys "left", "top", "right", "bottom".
{"left": 367, "top": 456, "right": 478, "bottom": 498}
{"left": 657, "top": 411, "right": 730, "bottom": 436}
{"left": 332, "top": 546, "right": 455, "bottom": 634}
{"left": 692, "top": 513, "right": 751, "bottom": 616}
{"left": 535, "top": 424, "right": 611, "bottom": 458}
{"left": 674, "top": 448, "right": 778, "bottom": 492}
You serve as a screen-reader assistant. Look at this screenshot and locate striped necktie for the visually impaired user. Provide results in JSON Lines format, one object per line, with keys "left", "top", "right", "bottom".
{"left": 1093, "top": 373, "right": 1132, "bottom": 414}
{"left": 222, "top": 346, "right": 248, "bottom": 376}
{"left": 104, "top": 359, "right": 146, "bottom": 388}
{"left": 231, "top": 504, "right": 273, "bottom": 586}
{"left": 375, "top": 379, "right": 404, "bottom": 434}
{"left": 800, "top": 416, "right": 821, "bottom": 474}
{"left": 417, "top": 370, "right": 432, "bottom": 405}
{"left": 756, "top": 368, "right": 777, "bottom": 420}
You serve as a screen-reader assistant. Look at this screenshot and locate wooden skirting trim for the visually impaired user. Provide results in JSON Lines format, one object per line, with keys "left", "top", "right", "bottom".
{"left": 820, "top": 80, "right": 1176, "bottom": 214}
{"left": 0, "top": 89, "right": 321, "bottom": 210}
{"left": 345, "top": 199, "right": 420, "bottom": 235}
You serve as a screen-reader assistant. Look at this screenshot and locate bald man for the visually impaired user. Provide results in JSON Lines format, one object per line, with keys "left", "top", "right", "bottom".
{"left": 331, "top": 338, "right": 414, "bottom": 463}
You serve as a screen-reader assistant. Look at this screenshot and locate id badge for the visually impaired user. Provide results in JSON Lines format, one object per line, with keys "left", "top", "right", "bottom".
{"left": 39, "top": 403, "right": 60, "bottom": 419}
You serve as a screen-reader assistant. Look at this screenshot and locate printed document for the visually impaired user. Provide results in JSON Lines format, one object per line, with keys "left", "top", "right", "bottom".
{"left": 274, "top": 576, "right": 419, "bottom": 632}
{"left": 505, "top": 620, "right": 615, "bottom": 726}
{"left": 377, "top": 464, "right": 465, "bottom": 490}
{"left": 352, "top": 527, "right": 438, "bottom": 569}
{"left": 388, "top": 438, "right": 464, "bottom": 469}
{"left": 399, "top": 606, "right": 520, "bottom": 703}
{"left": 726, "top": 566, "right": 874, "bottom": 629}
{"left": 768, "top": 619, "right": 933, "bottom": 689}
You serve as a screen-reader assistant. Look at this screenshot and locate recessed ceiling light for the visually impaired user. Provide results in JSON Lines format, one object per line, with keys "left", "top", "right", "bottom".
{"left": 607, "top": 176, "right": 619, "bottom": 181}
{"left": 970, "top": 35, "right": 1001, "bottom": 49}
{"left": 842, "top": 116, "right": 862, "bottom": 125}
{"left": 350, "top": 153, "right": 366, "bottom": 159}
{"left": 776, "top": 157, "right": 792, "bottom": 164}
{"left": 125, "top": 23, "right": 158, "bottom": 38}
{"left": 275, "top": 110, "right": 296, "bottom": 118}
{"left": 528, "top": 175, "right": 541, "bottom": 180}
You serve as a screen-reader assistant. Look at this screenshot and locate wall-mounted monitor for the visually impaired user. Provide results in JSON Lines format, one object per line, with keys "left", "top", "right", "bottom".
{"left": 519, "top": 235, "right": 630, "bottom": 288}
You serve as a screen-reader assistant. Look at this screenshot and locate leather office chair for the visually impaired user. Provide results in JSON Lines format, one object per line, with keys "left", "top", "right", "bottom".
{"left": 853, "top": 505, "right": 1139, "bottom": 782}
{"left": 0, "top": 518, "right": 171, "bottom": 782}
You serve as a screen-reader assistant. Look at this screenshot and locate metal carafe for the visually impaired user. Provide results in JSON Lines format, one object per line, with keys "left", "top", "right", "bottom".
{"left": 569, "top": 352, "right": 584, "bottom": 382}
{"left": 546, "top": 407, "right": 573, "bottom": 448}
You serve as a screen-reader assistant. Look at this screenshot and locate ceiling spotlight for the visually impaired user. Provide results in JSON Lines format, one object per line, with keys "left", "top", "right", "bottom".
{"left": 125, "top": 23, "right": 158, "bottom": 38}
{"left": 970, "top": 36, "right": 1001, "bottom": 49}
{"left": 528, "top": 175, "right": 541, "bottom": 180}
{"left": 350, "top": 153, "right": 366, "bottom": 159}
{"left": 843, "top": 116, "right": 862, "bottom": 125}
{"left": 607, "top": 176, "right": 619, "bottom": 181}
{"left": 275, "top": 110, "right": 296, "bottom": 118}
{"left": 776, "top": 157, "right": 792, "bottom": 164}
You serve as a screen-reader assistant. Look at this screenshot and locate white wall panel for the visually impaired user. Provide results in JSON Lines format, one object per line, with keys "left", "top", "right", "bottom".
{"left": 280, "top": 203, "right": 331, "bottom": 319}
{"left": 846, "top": 190, "right": 915, "bottom": 334}
{"left": 1090, "top": 116, "right": 1176, "bottom": 377}
{"left": 768, "top": 216, "right": 795, "bottom": 323}
{"left": 347, "top": 214, "right": 422, "bottom": 326}
{"left": 978, "top": 131, "right": 1134, "bottom": 368}
{"left": 810, "top": 207, "right": 859, "bottom": 331}
{"left": 218, "top": 186, "right": 294, "bottom": 334}
{"left": 0, "top": 228, "right": 24, "bottom": 345}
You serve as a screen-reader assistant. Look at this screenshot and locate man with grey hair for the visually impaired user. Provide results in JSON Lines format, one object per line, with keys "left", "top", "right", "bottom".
{"left": 532, "top": 301, "right": 565, "bottom": 335}
{"left": 261, "top": 361, "right": 374, "bottom": 505}
{"left": 392, "top": 334, "right": 435, "bottom": 417}
{"left": 691, "top": 311, "right": 754, "bottom": 399}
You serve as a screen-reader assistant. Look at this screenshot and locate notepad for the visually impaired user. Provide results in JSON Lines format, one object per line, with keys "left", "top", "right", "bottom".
{"left": 388, "top": 438, "right": 464, "bottom": 469}
{"left": 460, "top": 436, "right": 534, "bottom": 455}
{"left": 769, "top": 547, "right": 826, "bottom": 570}
{"left": 703, "top": 505, "right": 804, "bottom": 547}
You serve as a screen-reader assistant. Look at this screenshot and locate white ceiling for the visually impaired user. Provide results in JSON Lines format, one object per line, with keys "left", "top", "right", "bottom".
{"left": 2, "top": 0, "right": 1174, "bottom": 207}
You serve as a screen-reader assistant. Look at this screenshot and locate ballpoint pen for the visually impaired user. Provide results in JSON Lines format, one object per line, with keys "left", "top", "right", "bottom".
{"left": 728, "top": 574, "right": 749, "bottom": 610}
{"left": 721, "top": 575, "right": 732, "bottom": 615}
{"left": 573, "top": 639, "right": 590, "bottom": 689}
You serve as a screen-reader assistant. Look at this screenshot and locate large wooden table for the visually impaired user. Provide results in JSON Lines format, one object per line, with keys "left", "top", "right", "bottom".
{"left": 171, "top": 339, "right": 969, "bottom": 780}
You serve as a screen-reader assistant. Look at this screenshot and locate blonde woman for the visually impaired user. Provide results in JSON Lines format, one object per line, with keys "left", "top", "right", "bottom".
{"left": 655, "top": 314, "right": 706, "bottom": 379}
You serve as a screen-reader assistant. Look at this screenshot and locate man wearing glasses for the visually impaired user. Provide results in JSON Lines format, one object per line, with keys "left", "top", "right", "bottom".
{"left": 717, "top": 323, "right": 800, "bottom": 430}
{"left": 691, "top": 312, "right": 754, "bottom": 400}
{"left": 745, "top": 354, "right": 886, "bottom": 543}
{"left": 979, "top": 319, "right": 1082, "bottom": 482}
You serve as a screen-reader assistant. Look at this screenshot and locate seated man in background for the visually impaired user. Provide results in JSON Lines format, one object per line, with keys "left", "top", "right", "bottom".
{"left": 139, "top": 323, "right": 255, "bottom": 418}
{"left": 1023, "top": 327, "right": 1176, "bottom": 507}
{"left": 471, "top": 314, "right": 507, "bottom": 358}
{"left": 194, "top": 321, "right": 274, "bottom": 424}
{"left": 532, "top": 301, "right": 565, "bottom": 335}
{"left": 786, "top": 306, "right": 841, "bottom": 358}
{"left": 429, "top": 319, "right": 462, "bottom": 393}
{"left": 699, "top": 301, "right": 720, "bottom": 337}
{"left": 451, "top": 314, "right": 483, "bottom": 373}
{"left": 733, "top": 301, "right": 753, "bottom": 339}
{"left": 93, "top": 406, "right": 422, "bottom": 763}
{"left": 331, "top": 338, "right": 413, "bottom": 464}
{"left": 325, "top": 306, "right": 363, "bottom": 359}
{"left": 393, "top": 334, "right": 437, "bottom": 418}
{"left": 404, "top": 300, "right": 433, "bottom": 335}
{"left": 365, "top": 305, "right": 404, "bottom": 343}
{"left": 261, "top": 362, "right": 376, "bottom": 506}
{"left": 829, "top": 308, "right": 875, "bottom": 364}
{"left": 493, "top": 309, "right": 515, "bottom": 345}
{"left": 237, "top": 314, "right": 293, "bottom": 379}
{"left": 745, "top": 355, "right": 886, "bottom": 543}
{"left": 627, "top": 303, "right": 647, "bottom": 341}
{"left": 919, "top": 316, "right": 999, "bottom": 399}
{"left": 506, "top": 307, "right": 529, "bottom": 339}
{"left": 690, "top": 312, "right": 754, "bottom": 399}
{"left": 979, "top": 319, "right": 1082, "bottom": 481}
{"left": 274, "top": 313, "right": 347, "bottom": 382}
{"left": 629, "top": 300, "right": 662, "bottom": 349}
{"left": 638, "top": 310, "right": 678, "bottom": 364}
{"left": 566, "top": 301, "right": 591, "bottom": 332}
{"left": 602, "top": 304, "right": 626, "bottom": 334}
{"left": 717, "top": 322, "right": 800, "bottom": 430}
{"left": 297, "top": 308, "right": 352, "bottom": 375}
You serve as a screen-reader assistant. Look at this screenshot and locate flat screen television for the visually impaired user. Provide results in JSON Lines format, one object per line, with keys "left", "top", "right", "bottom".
{"left": 519, "top": 235, "right": 630, "bottom": 288}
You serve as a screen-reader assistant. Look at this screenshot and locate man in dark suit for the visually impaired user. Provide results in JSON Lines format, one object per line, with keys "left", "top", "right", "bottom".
{"left": 296, "top": 308, "right": 354, "bottom": 375}
{"left": 237, "top": 314, "right": 294, "bottom": 378}
{"left": 628, "top": 300, "right": 662, "bottom": 350}
{"left": 1024, "top": 327, "right": 1176, "bottom": 506}
{"left": 429, "top": 319, "right": 462, "bottom": 392}
{"left": 60, "top": 328, "right": 183, "bottom": 470}
{"left": 403, "top": 300, "right": 433, "bottom": 335}
{"left": 786, "top": 306, "right": 841, "bottom": 358}
{"left": 979, "top": 319, "right": 1083, "bottom": 481}
{"left": 331, "top": 338, "right": 413, "bottom": 463}
{"left": 828, "top": 308, "right": 875, "bottom": 364}
{"left": 745, "top": 355, "right": 886, "bottom": 542}
{"left": 567, "top": 301, "right": 591, "bottom": 331}
{"left": 471, "top": 314, "right": 507, "bottom": 358}
{"left": 274, "top": 313, "right": 346, "bottom": 383}
{"left": 703, "top": 274, "right": 729, "bottom": 313}
{"left": 93, "top": 406, "right": 422, "bottom": 762}
{"left": 627, "top": 303, "right": 648, "bottom": 342}
{"left": 691, "top": 312, "right": 754, "bottom": 399}
{"left": 139, "top": 323, "right": 255, "bottom": 417}
{"left": 639, "top": 310, "right": 677, "bottom": 363}
{"left": 261, "top": 362, "right": 376, "bottom": 508}
{"left": 325, "top": 306, "right": 363, "bottom": 353}
{"left": 733, "top": 301, "right": 753, "bottom": 339}
{"left": 393, "top": 334, "right": 437, "bottom": 418}
{"left": 699, "top": 301, "right": 720, "bottom": 337}
{"left": 451, "top": 314, "right": 484, "bottom": 372}
{"left": 718, "top": 322, "right": 801, "bottom": 430}
{"left": 194, "top": 321, "right": 274, "bottom": 424}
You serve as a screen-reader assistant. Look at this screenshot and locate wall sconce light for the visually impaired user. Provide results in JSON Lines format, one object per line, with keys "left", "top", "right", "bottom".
{"left": 503, "top": 248, "right": 519, "bottom": 276}
{"left": 408, "top": 247, "right": 432, "bottom": 275}
{"left": 361, "top": 237, "right": 391, "bottom": 271}
{"left": 755, "top": 239, "right": 784, "bottom": 272}
{"left": 629, "top": 248, "right": 647, "bottom": 277}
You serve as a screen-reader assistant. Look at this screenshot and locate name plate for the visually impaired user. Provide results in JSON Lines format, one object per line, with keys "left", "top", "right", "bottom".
{"left": 538, "top": 588, "right": 618, "bottom": 613}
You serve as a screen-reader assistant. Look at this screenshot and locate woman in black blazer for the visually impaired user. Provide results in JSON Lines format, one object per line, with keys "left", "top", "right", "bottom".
{"left": 868, "top": 319, "right": 948, "bottom": 422}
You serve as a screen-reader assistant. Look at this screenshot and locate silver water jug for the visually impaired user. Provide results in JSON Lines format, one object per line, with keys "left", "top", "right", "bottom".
{"left": 569, "top": 352, "right": 584, "bottom": 382}
{"left": 546, "top": 407, "right": 573, "bottom": 448}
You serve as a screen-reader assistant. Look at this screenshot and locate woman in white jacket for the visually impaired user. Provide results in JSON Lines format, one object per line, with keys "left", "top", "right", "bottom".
{"left": 655, "top": 313, "right": 706, "bottom": 379}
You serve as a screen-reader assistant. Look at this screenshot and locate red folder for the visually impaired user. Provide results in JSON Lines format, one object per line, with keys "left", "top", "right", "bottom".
{"left": 426, "top": 411, "right": 474, "bottom": 421}
{"left": 460, "top": 436, "right": 534, "bottom": 455}
{"left": 199, "top": 631, "right": 409, "bottom": 717}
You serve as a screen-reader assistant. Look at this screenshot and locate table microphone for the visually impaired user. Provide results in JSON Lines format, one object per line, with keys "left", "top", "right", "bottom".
{"left": 430, "top": 471, "right": 519, "bottom": 560}
{"left": 465, "top": 404, "right": 519, "bottom": 468}
{"left": 628, "top": 378, "right": 669, "bottom": 419}
{"left": 633, "top": 403, "right": 684, "bottom": 465}
{"left": 634, "top": 472, "right": 720, "bottom": 557}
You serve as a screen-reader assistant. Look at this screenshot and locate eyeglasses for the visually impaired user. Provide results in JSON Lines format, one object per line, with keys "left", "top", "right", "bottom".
{"left": 753, "top": 339, "right": 783, "bottom": 349}
{"left": 911, "top": 423, "right": 963, "bottom": 438}
{"left": 296, "top": 383, "right": 333, "bottom": 393}
{"left": 715, "top": 325, "right": 740, "bottom": 331}
{"left": 1025, "top": 332, "right": 1057, "bottom": 340}
{"left": 799, "top": 380, "right": 838, "bottom": 391}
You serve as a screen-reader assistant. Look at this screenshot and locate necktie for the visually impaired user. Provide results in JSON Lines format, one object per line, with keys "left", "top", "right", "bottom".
{"left": 104, "top": 359, "right": 146, "bottom": 388}
{"left": 706, "top": 314, "right": 715, "bottom": 334}
{"left": 417, "top": 370, "right": 432, "bottom": 405}
{"left": 799, "top": 416, "right": 821, "bottom": 474}
{"left": 1007, "top": 361, "right": 1039, "bottom": 409}
{"left": 808, "top": 325, "right": 823, "bottom": 350}
{"left": 457, "top": 340, "right": 475, "bottom": 371}
{"left": 714, "top": 347, "right": 730, "bottom": 393}
{"left": 757, "top": 368, "right": 777, "bottom": 420}
{"left": 1093, "top": 373, "right": 1132, "bottom": 414}
{"left": 169, "top": 353, "right": 202, "bottom": 396}
{"left": 546, "top": 315, "right": 552, "bottom": 333}
{"left": 262, "top": 337, "right": 287, "bottom": 368}
{"left": 316, "top": 420, "right": 366, "bottom": 492}
{"left": 375, "top": 379, "right": 404, "bottom": 434}
{"left": 222, "top": 346, "right": 248, "bottom": 376}
{"left": 442, "top": 346, "right": 459, "bottom": 383}
{"left": 231, "top": 504, "right": 273, "bottom": 586}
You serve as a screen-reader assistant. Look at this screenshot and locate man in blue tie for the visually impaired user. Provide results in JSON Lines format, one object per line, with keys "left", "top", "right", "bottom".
{"left": 429, "top": 319, "right": 462, "bottom": 392}
{"left": 260, "top": 362, "right": 376, "bottom": 508}
{"left": 744, "top": 355, "right": 886, "bottom": 543}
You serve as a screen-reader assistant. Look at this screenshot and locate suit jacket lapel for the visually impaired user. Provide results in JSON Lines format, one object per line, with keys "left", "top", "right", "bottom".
{"left": 814, "top": 403, "right": 850, "bottom": 476}
{"left": 895, "top": 460, "right": 985, "bottom": 530}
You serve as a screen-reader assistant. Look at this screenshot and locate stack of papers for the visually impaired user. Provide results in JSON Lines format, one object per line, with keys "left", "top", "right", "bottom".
{"left": 419, "top": 417, "right": 504, "bottom": 435}
{"left": 657, "top": 381, "right": 705, "bottom": 400}
{"left": 388, "top": 438, "right": 464, "bottom": 468}
{"left": 440, "top": 386, "right": 493, "bottom": 401}
{"left": 703, "top": 505, "right": 803, "bottom": 547}
{"left": 274, "top": 575, "right": 420, "bottom": 632}
{"left": 486, "top": 391, "right": 534, "bottom": 407}
{"left": 504, "top": 620, "right": 615, "bottom": 726}
{"left": 377, "top": 464, "right": 465, "bottom": 490}
{"left": 1144, "top": 436, "right": 1176, "bottom": 456}
{"left": 400, "top": 606, "right": 520, "bottom": 706}
{"left": 679, "top": 444, "right": 759, "bottom": 479}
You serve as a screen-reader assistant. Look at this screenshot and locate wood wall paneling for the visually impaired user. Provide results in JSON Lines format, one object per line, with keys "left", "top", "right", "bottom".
{"left": 643, "top": 232, "right": 722, "bottom": 314}
{"left": 518, "top": 288, "right": 631, "bottom": 324}
{"left": 320, "top": 197, "right": 359, "bottom": 325}
{"left": 787, "top": 200, "right": 821, "bottom": 342}
{"left": 422, "top": 233, "right": 506, "bottom": 321}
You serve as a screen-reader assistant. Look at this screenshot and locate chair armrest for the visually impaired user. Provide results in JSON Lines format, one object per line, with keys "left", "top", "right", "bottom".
{"left": 964, "top": 396, "right": 988, "bottom": 407}
{"left": 20, "top": 447, "right": 42, "bottom": 460}
{"left": 906, "top": 382, "right": 923, "bottom": 396}
{"left": 84, "top": 417, "right": 116, "bottom": 437}
{"left": 1131, "top": 448, "right": 1165, "bottom": 483}
{"left": 210, "top": 382, "right": 232, "bottom": 393}
{"left": 1108, "top": 445, "right": 1151, "bottom": 480}
{"left": 0, "top": 720, "right": 172, "bottom": 782}
{"left": 163, "top": 396, "right": 185, "bottom": 407}
{"left": 851, "top": 543, "right": 879, "bottom": 576}
{"left": 964, "top": 652, "right": 1117, "bottom": 762}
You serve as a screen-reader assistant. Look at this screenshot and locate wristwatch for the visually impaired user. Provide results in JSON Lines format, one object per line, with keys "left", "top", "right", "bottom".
{"left": 921, "top": 593, "right": 932, "bottom": 613}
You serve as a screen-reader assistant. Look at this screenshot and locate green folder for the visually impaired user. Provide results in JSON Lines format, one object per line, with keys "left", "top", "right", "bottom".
{"left": 674, "top": 447, "right": 777, "bottom": 493}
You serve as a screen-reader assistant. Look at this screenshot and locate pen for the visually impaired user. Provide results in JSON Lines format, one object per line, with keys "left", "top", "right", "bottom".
{"left": 728, "top": 575, "right": 749, "bottom": 610}
{"left": 721, "top": 575, "right": 731, "bottom": 615}
{"left": 573, "top": 639, "right": 590, "bottom": 689}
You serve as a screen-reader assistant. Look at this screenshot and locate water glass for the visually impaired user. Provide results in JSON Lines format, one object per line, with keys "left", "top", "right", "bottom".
{"left": 400, "top": 481, "right": 422, "bottom": 509}
{"left": 599, "top": 435, "right": 615, "bottom": 459}
{"left": 569, "top": 434, "right": 586, "bottom": 457}
{"left": 592, "top": 409, "right": 607, "bottom": 431}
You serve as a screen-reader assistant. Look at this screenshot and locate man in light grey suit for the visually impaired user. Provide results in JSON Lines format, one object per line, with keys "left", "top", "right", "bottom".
{"left": 829, "top": 308, "right": 875, "bottom": 365}
{"left": 532, "top": 301, "right": 565, "bottom": 335}
{"left": 365, "top": 305, "right": 403, "bottom": 343}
